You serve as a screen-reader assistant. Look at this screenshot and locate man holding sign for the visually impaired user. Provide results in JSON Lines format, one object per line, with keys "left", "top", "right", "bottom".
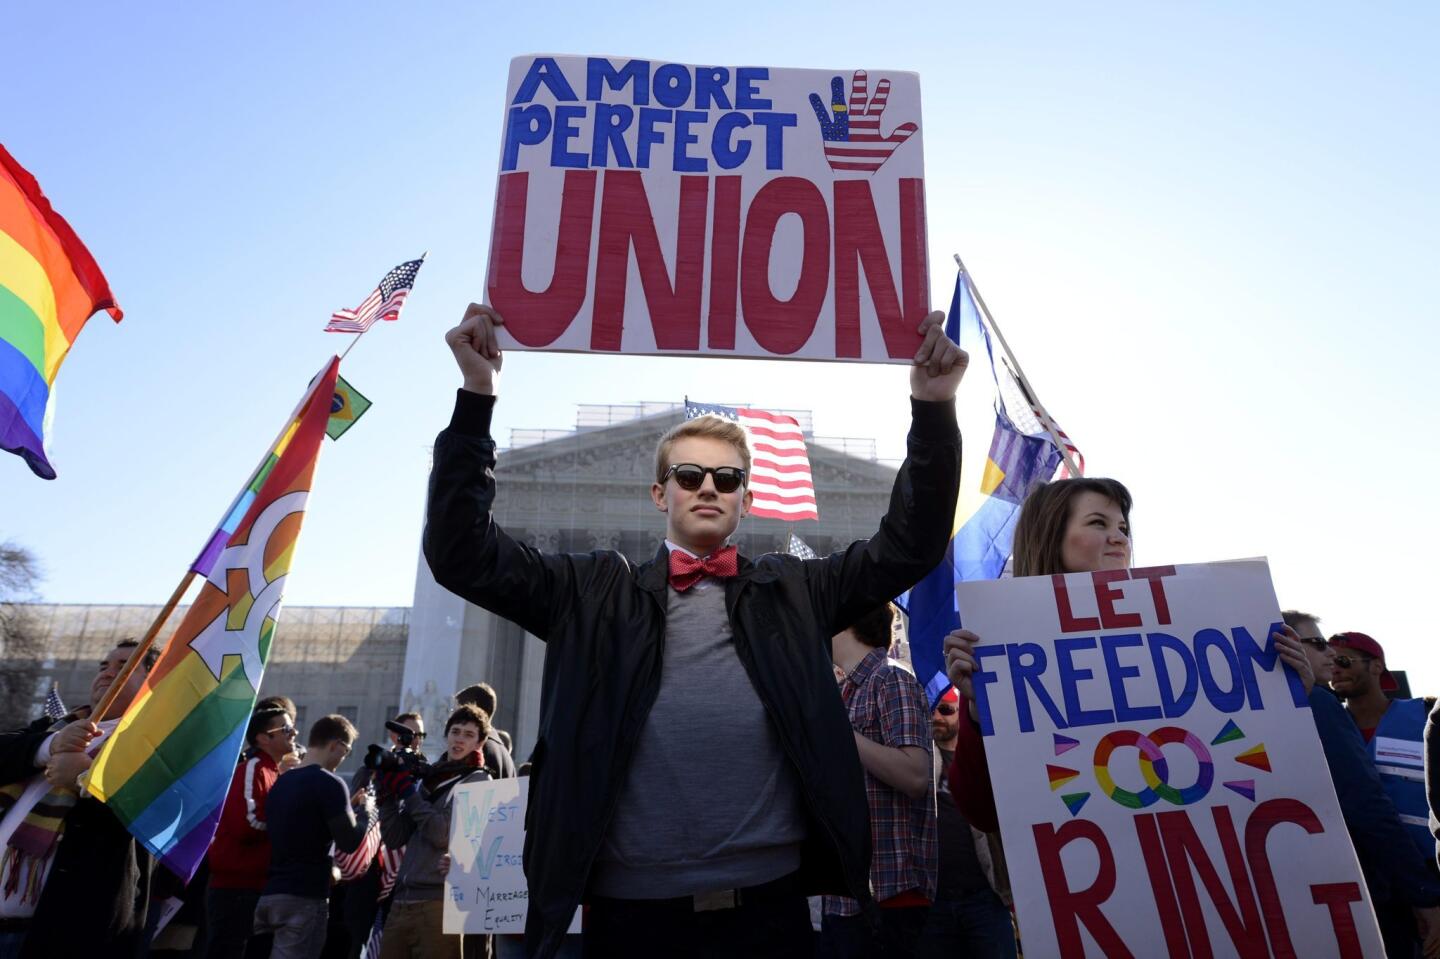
{"left": 424, "top": 302, "right": 964, "bottom": 958}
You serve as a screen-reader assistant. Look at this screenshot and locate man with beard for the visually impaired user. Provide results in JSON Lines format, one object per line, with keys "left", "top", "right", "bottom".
{"left": 915, "top": 688, "right": 1014, "bottom": 959}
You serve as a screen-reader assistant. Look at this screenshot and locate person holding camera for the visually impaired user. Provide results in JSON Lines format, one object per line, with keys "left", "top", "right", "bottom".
{"left": 376, "top": 704, "right": 493, "bottom": 959}
{"left": 333, "top": 713, "right": 429, "bottom": 959}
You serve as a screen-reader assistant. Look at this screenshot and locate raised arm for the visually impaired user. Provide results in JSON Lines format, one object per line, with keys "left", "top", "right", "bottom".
{"left": 806, "top": 311, "right": 966, "bottom": 631}
{"left": 423, "top": 304, "right": 595, "bottom": 639}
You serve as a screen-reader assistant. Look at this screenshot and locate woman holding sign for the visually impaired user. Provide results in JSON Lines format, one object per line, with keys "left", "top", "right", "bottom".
{"left": 940, "top": 478, "right": 1314, "bottom": 830}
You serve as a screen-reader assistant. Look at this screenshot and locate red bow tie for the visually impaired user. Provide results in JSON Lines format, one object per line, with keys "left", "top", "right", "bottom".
{"left": 668, "top": 546, "right": 738, "bottom": 592}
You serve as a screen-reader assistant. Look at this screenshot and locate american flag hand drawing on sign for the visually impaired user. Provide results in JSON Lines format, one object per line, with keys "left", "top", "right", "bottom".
{"left": 809, "top": 71, "right": 918, "bottom": 174}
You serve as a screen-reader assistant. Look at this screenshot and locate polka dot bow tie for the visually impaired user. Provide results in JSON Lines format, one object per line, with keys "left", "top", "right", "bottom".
{"left": 667, "top": 546, "right": 739, "bottom": 592}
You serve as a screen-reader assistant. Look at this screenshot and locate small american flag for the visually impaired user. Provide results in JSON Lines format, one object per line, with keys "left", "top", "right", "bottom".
{"left": 999, "top": 353, "right": 1085, "bottom": 479}
{"left": 325, "top": 256, "right": 425, "bottom": 333}
{"left": 1032, "top": 404, "right": 1085, "bottom": 478}
{"left": 784, "top": 532, "right": 818, "bottom": 559}
{"left": 335, "top": 817, "right": 381, "bottom": 881}
{"left": 43, "top": 683, "right": 67, "bottom": 721}
{"left": 684, "top": 401, "right": 818, "bottom": 521}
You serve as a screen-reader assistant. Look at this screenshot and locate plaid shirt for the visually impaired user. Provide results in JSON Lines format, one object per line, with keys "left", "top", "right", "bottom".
{"left": 824, "top": 648, "right": 938, "bottom": 916}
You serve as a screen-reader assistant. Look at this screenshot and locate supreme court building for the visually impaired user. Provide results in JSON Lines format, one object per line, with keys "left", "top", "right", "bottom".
{"left": 12, "top": 402, "right": 899, "bottom": 769}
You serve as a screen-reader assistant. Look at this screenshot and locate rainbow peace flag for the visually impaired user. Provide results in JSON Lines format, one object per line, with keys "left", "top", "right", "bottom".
{"left": 86, "top": 357, "right": 340, "bottom": 880}
{"left": 0, "top": 145, "right": 121, "bottom": 479}
{"left": 906, "top": 271, "right": 1065, "bottom": 705}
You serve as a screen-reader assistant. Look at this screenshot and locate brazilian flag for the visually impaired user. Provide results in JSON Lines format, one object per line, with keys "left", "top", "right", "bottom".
{"left": 326, "top": 374, "right": 371, "bottom": 440}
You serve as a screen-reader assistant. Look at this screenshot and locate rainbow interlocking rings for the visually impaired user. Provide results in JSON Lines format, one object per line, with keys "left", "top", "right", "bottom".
{"left": 1093, "top": 727, "right": 1214, "bottom": 809}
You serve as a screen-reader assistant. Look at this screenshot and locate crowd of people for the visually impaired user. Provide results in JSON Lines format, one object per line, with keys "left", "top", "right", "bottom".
{"left": 0, "top": 304, "right": 1436, "bottom": 958}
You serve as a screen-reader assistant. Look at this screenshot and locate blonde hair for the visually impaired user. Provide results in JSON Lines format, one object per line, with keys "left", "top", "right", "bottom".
{"left": 654, "top": 416, "right": 751, "bottom": 485}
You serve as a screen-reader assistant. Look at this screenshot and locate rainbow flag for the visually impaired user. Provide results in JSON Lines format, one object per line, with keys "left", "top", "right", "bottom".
{"left": 0, "top": 145, "right": 121, "bottom": 479}
{"left": 86, "top": 357, "right": 340, "bottom": 880}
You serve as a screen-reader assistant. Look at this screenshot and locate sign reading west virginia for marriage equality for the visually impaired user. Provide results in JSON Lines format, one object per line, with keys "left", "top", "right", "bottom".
{"left": 957, "top": 560, "right": 1382, "bottom": 958}
{"left": 486, "top": 54, "right": 927, "bottom": 363}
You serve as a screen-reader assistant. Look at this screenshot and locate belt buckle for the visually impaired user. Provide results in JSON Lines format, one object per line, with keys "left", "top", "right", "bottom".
{"left": 692, "top": 888, "right": 739, "bottom": 912}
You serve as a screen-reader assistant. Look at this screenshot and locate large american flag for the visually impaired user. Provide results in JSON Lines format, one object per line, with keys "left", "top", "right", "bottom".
{"left": 325, "top": 256, "right": 425, "bottom": 333}
{"left": 684, "top": 401, "right": 818, "bottom": 521}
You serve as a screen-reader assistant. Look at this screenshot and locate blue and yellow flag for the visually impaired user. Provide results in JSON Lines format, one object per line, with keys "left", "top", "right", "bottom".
{"left": 907, "top": 271, "right": 1064, "bottom": 705}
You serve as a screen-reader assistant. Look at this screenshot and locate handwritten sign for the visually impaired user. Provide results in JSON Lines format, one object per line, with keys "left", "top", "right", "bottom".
{"left": 487, "top": 54, "right": 928, "bottom": 363}
{"left": 958, "top": 560, "right": 1382, "bottom": 958}
{"left": 443, "top": 778, "right": 580, "bottom": 935}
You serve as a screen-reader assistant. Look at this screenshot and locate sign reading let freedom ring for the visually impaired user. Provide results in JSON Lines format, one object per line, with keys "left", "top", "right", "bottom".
{"left": 958, "top": 559, "right": 1382, "bottom": 958}
{"left": 486, "top": 54, "right": 928, "bottom": 363}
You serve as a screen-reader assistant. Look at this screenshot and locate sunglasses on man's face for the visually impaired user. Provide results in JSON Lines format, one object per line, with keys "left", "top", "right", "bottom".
{"left": 934, "top": 703, "right": 958, "bottom": 716}
{"left": 1333, "top": 653, "right": 1370, "bottom": 670}
{"left": 1297, "top": 637, "right": 1329, "bottom": 651}
{"left": 664, "top": 463, "right": 747, "bottom": 494}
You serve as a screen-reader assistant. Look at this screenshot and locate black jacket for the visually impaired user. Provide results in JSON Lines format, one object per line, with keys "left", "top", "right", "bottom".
{"left": 0, "top": 716, "right": 152, "bottom": 958}
{"left": 424, "top": 391, "right": 960, "bottom": 959}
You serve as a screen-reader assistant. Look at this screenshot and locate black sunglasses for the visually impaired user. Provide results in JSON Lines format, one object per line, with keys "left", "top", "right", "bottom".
{"left": 1297, "top": 637, "right": 1329, "bottom": 651}
{"left": 664, "top": 463, "right": 747, "bottom": 494}
{"left": 934, "top": 703, "right": 958, "bottom": 716}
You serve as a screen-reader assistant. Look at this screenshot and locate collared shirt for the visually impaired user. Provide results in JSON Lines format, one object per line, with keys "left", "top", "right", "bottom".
{"left": 824, "top": 648, "right": 937, "bottom": 916}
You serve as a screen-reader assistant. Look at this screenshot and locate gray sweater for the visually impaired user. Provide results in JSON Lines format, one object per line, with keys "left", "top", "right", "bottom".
{"left": 380, "top": 766, "right": 493, "bottom": 902}
{"left": 589, "top": 575, "right": 807, "bottom": 898}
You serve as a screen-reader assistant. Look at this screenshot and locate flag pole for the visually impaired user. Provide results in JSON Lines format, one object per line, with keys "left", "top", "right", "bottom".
{"left": 88, "top": 571, "right": 196, "bottom": 724}
{"left": 88, "top": 358, "right": 336, "bottom": 725}
{"left": 953, "top": 254, "right": 1081, "bottom": 477}
{"left": 338, "top": 251, "right": 427, "bottom": 362}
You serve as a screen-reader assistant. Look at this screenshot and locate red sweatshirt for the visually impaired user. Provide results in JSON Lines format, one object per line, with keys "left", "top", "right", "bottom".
{"left": 208, "top": 752, "right": 280, "bottom": 889}
{"left": 946, "top": 695, "right": 999, "bottom": 833}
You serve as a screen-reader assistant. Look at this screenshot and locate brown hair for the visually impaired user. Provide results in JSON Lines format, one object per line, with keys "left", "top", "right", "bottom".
{"left": 653, "top": 416, "right": 751, "bottom": 485}
{"left": 255, "top": 695, "right": 297, "bottom": 719}
{"left": 1281, "top": 610, "right": 1322, "bottom": 631}
{"left": 307, "top": 713, "right": 358, "bottom": 749}
{"left": 454, "top": 682, "right": 497, "bottom": 717}
{"left": 444, "top": 703, "right": 491, "bottom": 738}
{"left": 846, "top": 604, "right": 898, "bottom": 649}
{"left": 115, "top": 638, "right": 160, "bottom": 672}
{"left": 1012, "top": 478, "right": 1133, "bottom": 578}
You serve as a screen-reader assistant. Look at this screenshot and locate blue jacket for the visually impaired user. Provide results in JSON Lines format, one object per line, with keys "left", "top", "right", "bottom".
{"left": 1367, "top": 697, "right": 1430, "bottom": 861}
{"left": 1310, "top": 687, "right": 1440, "bottom": 907}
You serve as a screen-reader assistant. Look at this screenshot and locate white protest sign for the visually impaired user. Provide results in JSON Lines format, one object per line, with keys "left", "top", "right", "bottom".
{"left": 957, "top": 559, "right": 1382, "bottom": 958}
{"left": 487, "top": 54, "right": 928, "bottom": 363}
{"left": 443, "top": 777, "right": 580, "bottom": 935}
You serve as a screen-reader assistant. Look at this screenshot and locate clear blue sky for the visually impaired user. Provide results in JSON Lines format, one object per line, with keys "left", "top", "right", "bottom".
{"left": 3, "top": 3, "right": 1437, "bottom": 686}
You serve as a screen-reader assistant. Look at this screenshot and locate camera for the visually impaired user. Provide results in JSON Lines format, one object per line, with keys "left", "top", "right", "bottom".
{"left": 362, "top": 720, "right": 432, "bottom": 777}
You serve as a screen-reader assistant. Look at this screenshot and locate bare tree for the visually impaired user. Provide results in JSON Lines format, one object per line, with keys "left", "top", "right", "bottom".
{"left": 0, "top": 542, "right": 46, "bottom": 728}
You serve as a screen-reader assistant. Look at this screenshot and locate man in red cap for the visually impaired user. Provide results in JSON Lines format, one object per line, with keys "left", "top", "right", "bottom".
{"left": 919, "top": 686, "right": 1014, "bottom": 958}
{"left": 1330, "top": 635, "right": 1434, "bottom": 883}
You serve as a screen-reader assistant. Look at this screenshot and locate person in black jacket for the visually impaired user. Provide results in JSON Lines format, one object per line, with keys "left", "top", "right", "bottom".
{"left": 425, "top": 302, "right": 966, "bottom": 959}
{"left": 1285, "top": 609, "right": 1440, "bottom": 958}
{"left": 0, "top": 639, "right": 157, "bottom": 959}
